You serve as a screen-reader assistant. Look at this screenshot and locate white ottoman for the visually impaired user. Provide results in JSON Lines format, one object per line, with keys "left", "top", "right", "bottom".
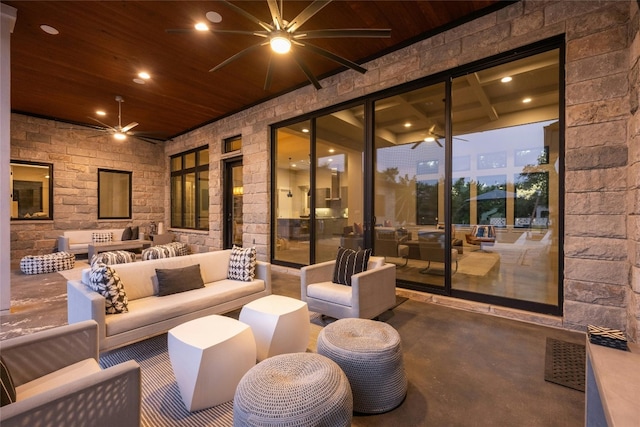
{"left": 239, "top": 295, "right": 310, "bottom": 361}
{"left": 168, "top": 315, "right": 256, "bottom": 412}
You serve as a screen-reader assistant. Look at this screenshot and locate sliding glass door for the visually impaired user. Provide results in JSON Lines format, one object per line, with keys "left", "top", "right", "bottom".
{"left": 374, "top": 82, "right": 449, "bottom": 288}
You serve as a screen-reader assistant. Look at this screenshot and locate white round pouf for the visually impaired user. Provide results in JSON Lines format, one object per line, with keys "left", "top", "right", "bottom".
{"left": 168, "top": 315, "right": 256, "bottom": 412}
{"left": 239, "top": 295, "right": 310, "bottom": 361}
{"left": 317, "top": 318, "right": 408, "bottom": 414}
{"left": 233, "top": 352, "right": 353, "bottom": 426}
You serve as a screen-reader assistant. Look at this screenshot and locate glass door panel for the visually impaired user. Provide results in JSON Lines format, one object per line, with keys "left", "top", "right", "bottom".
{"left": 451, "top": 49, "right": 560, "bottom": 306}
{"left": 315, "top": 106, "right": 365, "bottom": 263}
{"left": 224, "top": 160, "right": 243, "bottom": 248}
{"left": 374, "top": 82, "right": 447, "bottom": 288}
{"left": 273, "top": 121, "right": 311, "bottom": 265}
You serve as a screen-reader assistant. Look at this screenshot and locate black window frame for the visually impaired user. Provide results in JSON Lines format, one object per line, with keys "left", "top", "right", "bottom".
{"left": 170, "top": 145, "right": 209, "bottom": 230}
{"left": 10, "top": 159, "right": 54, "bottom": 221}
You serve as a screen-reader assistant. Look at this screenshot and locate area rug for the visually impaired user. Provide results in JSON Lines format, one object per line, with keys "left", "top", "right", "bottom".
{"left": 100, "top": 316, "right": 325, "bottom": 427}
{"left": 544, "top": 338, "right": 585, "bottom": 392}
{"left": 457, "top": 251, "right": 500, "bottom": 277}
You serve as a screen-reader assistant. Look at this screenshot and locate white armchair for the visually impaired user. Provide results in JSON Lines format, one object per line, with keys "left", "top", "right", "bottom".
{"left": 0, "top": 320, "right": 141, "bottom": 427}
{"left": 300, "top": 256, "right": 397, "bottom": 320}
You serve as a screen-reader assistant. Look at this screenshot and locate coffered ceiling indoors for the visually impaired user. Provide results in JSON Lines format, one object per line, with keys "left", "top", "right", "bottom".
{"left": 5, "top": 0, "right": 506, "bottom": 142}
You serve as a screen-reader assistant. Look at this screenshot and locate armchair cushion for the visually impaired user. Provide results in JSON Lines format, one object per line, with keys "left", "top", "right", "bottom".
{"left": 16, "top": 359, "right": 101, "bottom": 401}
{"left": 307, "top": 281, "right": 353, "bottom": 306}
{"left": 1, "top": 356, "right": 16, "bottom": 406}
{"left": 333, "top": 247, "right": 372, "bottom": 286}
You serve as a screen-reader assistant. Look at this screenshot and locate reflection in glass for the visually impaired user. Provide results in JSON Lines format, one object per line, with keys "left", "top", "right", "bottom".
{"left": 10, "top": 161, "right": 53, "bottom": 220}
{"left": 98, "top": 169, "right": 131, "bottom": 219}
{"left": 451, "top": 49, "right": 560, "bottom": 306}
{"left": 374, "top": 82, "right": 446, "bottom": 287}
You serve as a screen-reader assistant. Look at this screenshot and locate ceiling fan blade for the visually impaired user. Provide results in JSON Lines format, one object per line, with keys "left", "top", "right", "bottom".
{"left": 166, "top": 28, "right": 268, "bottom": 37}
{"left": 209, "top": 42, "right": 267, "bottom": 72}
{"left": 435, "top": 139, "right": 443, "bottom": 148}
{"left": 295, "top": 41, "right": 367, "bottom": 74}
{"left": 294, "top": 29, "right": 391, "bottom": 39}
{"left": 132, "top": 135, "right": 163, "bottom": 145}
{"left": 121, "top": 122, "right": 139, "bottom": 132}
{"left": 219, "top": 0, "right": 274, "bottom": 32}
{"left": 264, "top": 55, "right": 275, "bottom": 91}
{"left": 286, "top": 0, "right": 332, "bottom": 33}
{"left": 291, "top": 51, "right": 322, "bottom": 90}
{"left": 266, "top": 0, "right": 283, "bottom": 29}
{"left": 88, "top": 117, "right": 114, "bottom": 129}
{"left": 411, "top": 141, "right": 422, "bottom": 149}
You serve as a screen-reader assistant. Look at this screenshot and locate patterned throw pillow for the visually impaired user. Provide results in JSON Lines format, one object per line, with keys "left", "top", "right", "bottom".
{"left": 92, "top": 232, "right": 113, "bottom": 244}
{"left": 90, "top": 250, "right": 136, "bottom": 267}
{"left": 88, "top": 264, "right": 129, "bottom": 314}
{"left": 227, "top": 245, "right": 257, "bottom": 282}
{"left": 333, "top": 247, "right": 372, "bottom": 286}
{"left": 1, "top": 356, "right": 16, "bottom": 407}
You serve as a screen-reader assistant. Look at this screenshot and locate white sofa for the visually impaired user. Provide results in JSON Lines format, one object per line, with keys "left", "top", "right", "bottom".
{"left": 58, "top": 228, "right": 128, "bottom": 255}
{"left": 67, "top": 249, "right": 272, "bottom": 351}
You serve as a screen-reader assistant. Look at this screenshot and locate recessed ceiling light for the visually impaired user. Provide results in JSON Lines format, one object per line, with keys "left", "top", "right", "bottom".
{"left": 206, "top": 11, "right": 222, "bottom": 23}
{"left": 522, "top": 97, "right": 532, "bottom": 103}
{"left": 138, "top": 71, "right": 150, "bottom": 80}
{"left": 328, "top": 148, "right": 335, "bottom": 153}
{"left": 133, "top": 78, "right": 146, "bottom": 84}
{"left": 40, "top": 24, "right": 59, "bottom": 35}
{"left": 195, "top": 22, "right": 209, "bottom": 31}
{"left": 302, "top": 128, "right": 309, "bottom": 133}
{"left": 96, "top": 110, "right": 106, "bottom": 116}
{"left": 501, "top": 76, "right": 512, "bottom": 83}
{"left": 291, "top": 163, "right": 297, "bottom": 168}
{"left": 404, "top": 122, "right": 411, "bottom": 128}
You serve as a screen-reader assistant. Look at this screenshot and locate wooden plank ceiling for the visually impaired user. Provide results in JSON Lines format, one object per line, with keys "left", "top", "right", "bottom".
{"left": 6, "top": 0, "right": 502, "bottom": 141}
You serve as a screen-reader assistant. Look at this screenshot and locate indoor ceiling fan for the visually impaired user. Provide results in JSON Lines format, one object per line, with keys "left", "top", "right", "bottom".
{"left": 166, "top": 0, "right": 391, "bottom": 90}
{"left": 410, "top": 124, "right": 468, "bottom": 149}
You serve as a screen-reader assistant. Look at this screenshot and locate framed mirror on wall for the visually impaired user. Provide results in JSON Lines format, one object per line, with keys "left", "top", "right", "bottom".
{"left": 98, "top": 169, "right": 132, "bottom": 219}
{"left": 10, "top": 160, "right": 53, "bottom": 220}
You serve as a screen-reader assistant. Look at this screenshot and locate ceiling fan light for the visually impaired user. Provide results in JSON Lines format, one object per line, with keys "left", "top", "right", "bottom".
{"left": 114, "top": 132, "right": 126, "bottom": 140}
{"left": 195, "top": 22, "right": 209, "bottom": 31}
{"left": 424, "top": 136, "right": 435, "bottom": 142}
{"left": 270, "top": 34, "right": 291, "bottom": 54}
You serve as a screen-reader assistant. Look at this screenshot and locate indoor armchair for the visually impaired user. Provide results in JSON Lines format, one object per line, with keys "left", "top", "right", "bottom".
{"left": 300, "top": 255, "right": 397, "bottom": 320}
{"left": 0, "top": 320, "right": 141, "bottom": 427}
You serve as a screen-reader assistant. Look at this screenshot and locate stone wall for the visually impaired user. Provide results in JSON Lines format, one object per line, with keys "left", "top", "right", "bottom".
{"left": 10, "top": 114, "right": 166, "bottom": 260}
{"left": 164, "top": 1, "right": 637, "bottom": 339}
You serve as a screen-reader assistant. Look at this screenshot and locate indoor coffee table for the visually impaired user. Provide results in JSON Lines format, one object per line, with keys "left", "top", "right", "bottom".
{"left": 167, "top": 315, "right": 256, "bottom": 412}
{"left": 239, "top": 294, "right": 310, "bottom": 361}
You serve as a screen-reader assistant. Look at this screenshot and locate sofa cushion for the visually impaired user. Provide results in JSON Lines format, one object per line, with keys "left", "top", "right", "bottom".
{"left": 1, "top": 356, "right": 16, "bottom": 407}
{"left": 121, "top": 227, "right": 133, "bottom": 241}
{"left": 227, "top": 246, "right": 256, "bottom": 282}
{"left": 105, "top": 278, "right": 266, "bottom": 336}
{"left": 156, "top": 264, "right": 205, "bottom": 296}
{"left": 92, "top": 232, "right": 113, "bottom": 243}
{"left": 333, "top": 247, "right": 372, "bottom": 286}
{"left": 88, "top": 265, "right": 129, "bottom": 314}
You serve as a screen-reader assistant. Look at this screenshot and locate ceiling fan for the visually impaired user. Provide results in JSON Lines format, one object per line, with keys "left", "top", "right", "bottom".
{"left": 410, "top": 124, "right": 468, "bottom": 149}
{"left": 166, "top": 0, "right": 391, "bottom": 90}
{"left": 88, "top": 96, "right": 139, "bottom": 141}
{"left": 84, "top": 96, "right": 164, "bottom": 144}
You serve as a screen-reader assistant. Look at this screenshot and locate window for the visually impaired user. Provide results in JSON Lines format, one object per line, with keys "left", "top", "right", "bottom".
{"left": 98, "top": 169, "right": 132, "bottom": 219}
{"left": 10, "top": 160, "right": 53, "bottom": 220}
{"left": 224, "top": 135, "right": 242, "bottom": 153}
{"left": 171, "top": 146, "right": 209, "bottom": 230}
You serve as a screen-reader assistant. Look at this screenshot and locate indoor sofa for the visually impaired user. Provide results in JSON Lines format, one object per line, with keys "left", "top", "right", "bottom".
{"left": 67, "top": 249, "right": 272, "bottom": 351}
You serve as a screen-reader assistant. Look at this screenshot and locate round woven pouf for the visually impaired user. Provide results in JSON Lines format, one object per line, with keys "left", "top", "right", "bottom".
{"left": 317, "top": 318, "right": 408, "bottom": 414}
{"left": 233, "top": 352, "right": 352, "bottom": 427}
